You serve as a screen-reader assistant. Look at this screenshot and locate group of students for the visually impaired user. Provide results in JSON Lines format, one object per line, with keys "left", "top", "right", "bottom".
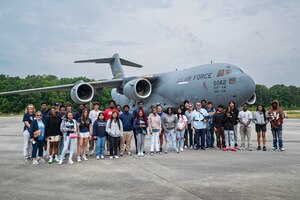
{"left": 22, "top": 99, "right": 285, "bottom": 165}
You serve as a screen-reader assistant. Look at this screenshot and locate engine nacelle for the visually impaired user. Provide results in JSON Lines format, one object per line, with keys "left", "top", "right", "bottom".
{"left": 70, "top": 82, "right": 94, "bottom": 104}
{"left": 123, "top": 78, "right": 152, "bottom": 99}
{"left": 247, "top": 93, "right": 256, "bottom": 105}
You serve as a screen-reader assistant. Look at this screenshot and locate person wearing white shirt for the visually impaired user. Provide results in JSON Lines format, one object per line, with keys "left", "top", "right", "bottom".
{"left": 238, "top": 103, "right": 253, "bottom": 151}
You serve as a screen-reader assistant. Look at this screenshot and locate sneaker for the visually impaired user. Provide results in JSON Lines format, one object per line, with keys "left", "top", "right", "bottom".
{"left": 231, "top": 148, "right": 237, "bottom": 152}
{"left": 190, "top": 146, "right": 193, "bottom": 150}
{"left": 156, "top": 151, "right": 160, "bottom": 154}
{"left": 32, "top": 159, "right": 39, "bottom": 165}
{"left": 164, "top": 151, "right": 168, "bottom": 154}
{"left": 138, "top": 152, "right": 141, "bottom": 157}
{"left": 201, "top": 147, "right": 206, "bottom": 150}
{"left": 54, "top": 157, "right": 60, "bottom": 163}
{"left": 140, "top": 153, "right": 144, "bottom": 157}
{"left": 100, "top": 155, "right": 105, "bottom": 159}
{"left": 25, "top": 157, "right": 31, "bottom": 162}
{"left": 263, "top": 146, "right": 266, "bottom": 151}
{"left": 58, "top": 160, "right": 63, "bottom": 165}
{"left": 271, "top": 147, "right": 276, "bottom": 151}
{"left": 257, "top": 146, "right": 261, "bottom": 151}
{"left": 48, "top": 157, "right": 53, "bottom": 164}
{"left": 77, "top": 156, "right": 82, "bottom": 162}
{"left": 96, "top": 156, "right": 100, "bottom": 160}
{"left": 150, "top": 152, "right": 154, "bottom": 156}
{"left": 234, "top": 143, "right": 238, "bottom": 148}
{"left": 114, "top": 155, "right": 119, "bottom": 159}
{"left": 217, "top": 147, "right": 220, "bottom": 150}
{"left": 238, "top": 146, "right": 245, "bottom": 150}
{"left": 120, "top": 152, "right": 123, "bottom": 156}
{"left": 280, "top": 148, "right": 285, "bottom": 152}
{"left": 176, "top": 148, "right": 179, "bottom": 153}
{"left": 110, "top": 156, "right": 113, "bottom": 159}
{"left": 106, "top": 152, "right": 110, "bottom": 156}
{"left": 68, "top": 160, "right": 74, "bottom": 164}
{"left": 39, "top": 158, "right": 46, "bottom": 164}
{"left": 90, "top": 150, "right": 94, "bottom": 156}
{"left": 184, "top": 145, "right": 188, "bottom": 149}
{"left": 223, "top": 147, "right": 229, "bottom": 151}
{"left": 180, "top": 148, "right": 183, "bottom": 152}
{"left": 83, "top": 156, "right": 88, "bottom": 161}
{"left": 249, "top": 148, "right": 253, "bottom": 151}
{"left": 127, "top": 152, "right": 132, "bottom": 156}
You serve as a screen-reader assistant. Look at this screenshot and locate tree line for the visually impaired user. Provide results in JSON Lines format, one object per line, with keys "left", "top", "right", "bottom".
{"left": 0, "top": 74, "right": 299, "bottom": 114}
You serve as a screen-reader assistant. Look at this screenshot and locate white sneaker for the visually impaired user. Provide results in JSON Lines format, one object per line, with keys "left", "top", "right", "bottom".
{"left": 77, "top": 156, "right": 82, "bottom": 162}
{"left": 68, "top": 160, "right": 74, "bottom": 164}
{"left": 176, "top": 148, "right": 179, "bottom": 153}
{"left": 190, "top": 146, "right": 193, "bottom": 150}
{"left": 32, "top": 159, "right": 39, "bottom": 165}
{"left": 39, "top": 158, "right": 46, "bottom": 164}
{"left": 54, "top": 157, "right": 60, "bottom": 163}
{"left": 100, "top": 155, "right": 105, "bottom": 159}
{"left": 280, "top": 148, "right": 285, "bottom": 151}
{"left": 110, "top": 156, "right": 113, "bottom": 159}
{"left": 90, "top": 150, "right": 94, "bottom": 156}
{"left": 114, "top": 156, "right": 119, "bottom": 159}
{"left": 48, "top": 157, "right": 53, "bottom": 164}
{"left": 83, "top": 156, "right": 88, "bottom": 161}
{"left": 43, "top": 151, "right": 48, "bottom": 157}
{"left": 184, "top": 145, "right": 188, "bottom": 149}
{"left": 96, "top": 156, "right": 100, "bottom": 160}
{"left": 180, "top": 148, "right": 183, "bottom": 152}
{"left": 271, "top": 147, "right": 276, "bottom": 151}
{"left": 140, "top": 153, "right": 144, "bottom": 157}
{"left": 138, "top": 152, "right": 141, "bottom": 157}
{"left": 58, "top": 160, "right": 63, "bottom": 165}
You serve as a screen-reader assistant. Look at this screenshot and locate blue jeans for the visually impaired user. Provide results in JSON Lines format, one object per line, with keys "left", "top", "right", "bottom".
{"left": 272, "top": 126, "right": 283, "bottom": 149}
{"left": 60, "top": 135, "right": 77, "bottom": 161}
{"left": 224, "top": 130, "right": 234, "bottom": 148}
{"left": 194, "top": 129, "right": 206, "bottom": 149}
{"left": 176, "top": 130, "right": 185, "bottom": 149}
{"left": 32, "top": 140, "right": 45, "bottom": 158}
{"left": 187, "top": 124, "right": 194, "bottom": 147}
{"left": 206, "top": 128, "right": 214, "bottom": 147}
{"left": 95, "top": 136, "right": 106, "bottom": 157}
{"left": 164, "top": 129, "right": 176, "bottom": 152}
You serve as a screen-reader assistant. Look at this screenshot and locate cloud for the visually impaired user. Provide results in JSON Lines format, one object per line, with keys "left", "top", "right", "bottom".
{"left": 0, "top": 0, "right": 299, "bottom": 87}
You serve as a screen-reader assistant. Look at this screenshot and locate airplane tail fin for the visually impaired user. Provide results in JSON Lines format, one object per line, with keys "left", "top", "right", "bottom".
{"left": 74, "top": 54, "right": 143, "bottom": 78}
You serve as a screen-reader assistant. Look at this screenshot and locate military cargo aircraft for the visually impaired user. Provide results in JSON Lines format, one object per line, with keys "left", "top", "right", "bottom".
{"left": 0, "top": 54, "right": 256, "bottom": 111}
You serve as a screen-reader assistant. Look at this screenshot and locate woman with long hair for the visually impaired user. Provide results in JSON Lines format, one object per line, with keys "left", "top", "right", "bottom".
{"left": 106, "top": 111, "right": 123, "bottom": 159}
{"left": 77, "top": 109, "right": 92, "bottom": 162}
{"left": 23, "top": 104, "right": 36, "bottom": 161}
{"left": 133, "top": 110, "right": 148, "bottom": 157}
{"left": 176, "top": 107, "right": 187, "bottom": 153}
{"left": 253, "top": 105, "right": 269, "bottom": 151}
{"left": 148, "top": 106, "right": 161, "bottom": 156}
{"left": 223, "top": 106, "right": 236, "bottom": 152}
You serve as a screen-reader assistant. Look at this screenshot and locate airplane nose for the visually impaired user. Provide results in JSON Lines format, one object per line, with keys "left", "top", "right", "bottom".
{"left": 237, "top": 74, "right": 256, "bottom": 104}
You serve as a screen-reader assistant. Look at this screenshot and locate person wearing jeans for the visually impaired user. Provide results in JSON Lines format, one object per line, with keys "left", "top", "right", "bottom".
{"left": 268, "top": 100, "right": 285, "bottom": 151}
{"left": 176, "top": 107, "right": 187, "bottom": 153}
{"left": 29, "top": 111, "right": 46, "bottom": 165}
{"left": 23, "top": 104, "right": 36, "bottom": 161}
{"left": 93, "top": 112, "right": 107, "bottom": 159}
{"left": 191, "top": 102, "right": 208, "bottom": 150}
{"left": 148, "top": 106, "right": 161, "bottom": 155}
{"left": 162, "top": 107, "right": 178, "bottom": 154}
{"left": 185, "top": 103, "right": 195, "bottom": 149}
{"left": 206, "top": 102, "right": 215, "bottom": 148}
{"left": 120, "top": 105, "right": 134, "bottom": 156}
{"left": 223, "top": 106, "right": 237, "bottom": 152}
{"left": 133, "top": 110, "right": 148, "bottom": 157}
{"left": 228, "top": 101, "right": 239, "bottom": 148}
{"left": 59, "top": 112, "right": 78, "bottom": 165}
{"left": 106, "top": 111, "right": 123, "bottom": 159}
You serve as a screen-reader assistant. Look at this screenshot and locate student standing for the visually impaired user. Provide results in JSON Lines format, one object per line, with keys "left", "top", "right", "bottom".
{"left": 89, "top": 101, "right": 101, "bottom": 156}
{"left": 213, "top": 105, "right": 225, "bottom": 149}
{"left": 106, "top": 111, "right": 123, "bottom": 159}
{"left": 228, "top": 101, "right": 239, "bottom": 148}
{"left": 29, "top": 111, "right": 46, "bottom": 165}
{"left": 133, "top": 110, "right": 148, "bottom": 157}
{"left": 185, "top": 103, "right": 195, "bottom": 149}
{"left": 238, "top": 103, "right": 253, "bottom": 151}
{"left": 176, "top": 107, "right": 187, "bottom": 153}
{"left": 268, "top": 100, "right": 285, "bottom": 151}
{"left": 157, "top": 105, "right": 165, "bottom": 153}
{"left": 253, "top": 105, "right": 269, "bottom": 151}
{"left": 223, "top": 106, "right": 236, "bottom": 152}
{"left": 148, "top": 106, "right": 161, "bottom": 155}
{"left": 40, "top": 102, "right": 49, "bottom": 158}
{"left": 59, "top": 112, "right": 78, "bottom": 165}
{"left": 132, "top": 101, "right": 145, "bottom": 154}
{"left": 77, "top": 109, "right": 92, "bottom": 162}
{"left": 183, "top": 100, "right": 190, "bottom": 148}
{"left": 46, "top": 107, "right": 62, "bottom": 163}
{"left": 93, "top": 112, "right": 107, "bottom": 159}
{"left": 23, "top": 104, "right": 36, "bottom": 161}
{"left": 120, "top": 105, "right": 134, "bottom": 156}
{"left": 206, "top": 102, "right": 216, "bottom": 148}
{"left": 162, "top": 107, "right": 178, "bottom": 153}
{"left": 75, "top": 104, "right": 85, "bottom": 121}
{"left": 191, "top": 102, "right": 208, "bottom": 150}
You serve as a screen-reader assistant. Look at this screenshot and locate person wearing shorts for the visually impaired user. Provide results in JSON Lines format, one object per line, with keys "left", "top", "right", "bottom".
{"left": 253, "top": 105, "right": 269, "bottom": 151}
{"left": 77, "top": 109, "right": 92, "bottom": 162}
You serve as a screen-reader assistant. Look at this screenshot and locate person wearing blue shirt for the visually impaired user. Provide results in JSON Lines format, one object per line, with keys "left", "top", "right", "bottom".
{"left": 120, "top": 105, "right": 134, "bottom": 156}
{"left": 29, "top": 111, "right": 46, "bottom": 165}
{"left": 191, "top": 102, "right": 208, "bottom": 150}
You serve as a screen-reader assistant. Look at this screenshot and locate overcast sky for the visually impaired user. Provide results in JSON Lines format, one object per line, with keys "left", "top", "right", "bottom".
{"left": 0, "top": 0, "right": 299, "bottom": 87}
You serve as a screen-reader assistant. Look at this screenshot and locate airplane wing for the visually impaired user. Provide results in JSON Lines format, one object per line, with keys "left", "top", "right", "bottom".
{"left": 0, "top": 79, "right": 124, "bottom": 95}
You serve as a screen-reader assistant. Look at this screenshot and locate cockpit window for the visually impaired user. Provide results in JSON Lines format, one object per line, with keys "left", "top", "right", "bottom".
{"left": 225, "top": 69, "right": 232, "bottom": 75}
{"left": 232, "top": 68, "right": 244, "bottom": 74}
{"left": 217, "top": 69, "right": 225, "bottom": 77}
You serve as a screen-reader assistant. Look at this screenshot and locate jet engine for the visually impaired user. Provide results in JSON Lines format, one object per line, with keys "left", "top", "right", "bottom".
{"left": 70, "top": 82, "right": 94, "bottom": 104}
{"left": 123, "top": 78, "right": 152, "bottom": 99}
{"left": 247, "top": 93, "right": 256, "bottom": 105}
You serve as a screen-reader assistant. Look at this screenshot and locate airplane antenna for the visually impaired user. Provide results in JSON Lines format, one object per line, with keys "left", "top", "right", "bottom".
{"left": 211, "top": 60, "right": 213, "bottom": 64}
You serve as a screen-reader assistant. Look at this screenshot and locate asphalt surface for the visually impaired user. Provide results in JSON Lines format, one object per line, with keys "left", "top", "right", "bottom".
{"left": 0, "top": 117, "right": 299, "bottom": 200}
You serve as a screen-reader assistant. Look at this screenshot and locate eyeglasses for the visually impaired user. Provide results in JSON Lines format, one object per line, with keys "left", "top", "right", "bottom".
{"left": 36, "top": 115, "right": 42, "bottom": 116}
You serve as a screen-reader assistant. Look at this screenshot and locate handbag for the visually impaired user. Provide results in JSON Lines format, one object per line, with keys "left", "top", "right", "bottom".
{"left": 69, "top": 133, "right": 78, "bottom": 138}
{"left": 33, "top": 130, "right": 41, "bottom": 138}
{"left": 142, "top": 129, "right": 147, "bottom": 135}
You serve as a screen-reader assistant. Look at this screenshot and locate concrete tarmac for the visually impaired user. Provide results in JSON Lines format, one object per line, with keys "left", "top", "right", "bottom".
{"left": 0, "top": 117, "right": 299, "bottom": 200}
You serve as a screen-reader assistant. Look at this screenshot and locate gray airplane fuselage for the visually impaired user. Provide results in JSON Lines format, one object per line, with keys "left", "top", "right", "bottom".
{"left": 112, "top": 63, "right": 256, "bottom": 111}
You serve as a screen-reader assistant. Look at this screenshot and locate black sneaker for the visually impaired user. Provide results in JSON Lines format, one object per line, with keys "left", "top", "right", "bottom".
{"left": 263, "top": 146, "right": 266, "bottom": 151}
{"left": 257, "top": 146, "right": 261, "bottom": 150}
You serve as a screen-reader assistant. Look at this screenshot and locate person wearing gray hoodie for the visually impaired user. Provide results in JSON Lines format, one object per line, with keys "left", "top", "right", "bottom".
{"left": 162, "top": 107, "right": 178, "bottom": 154}
{"left": 106, "top": 111, "right": 123, "bottom": 159}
